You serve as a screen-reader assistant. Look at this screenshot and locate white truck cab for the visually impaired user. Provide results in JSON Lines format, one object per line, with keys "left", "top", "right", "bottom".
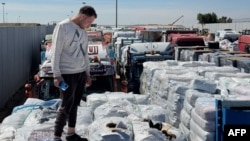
{"left": 215, "top": 29, "right": 240, "bottom": 42}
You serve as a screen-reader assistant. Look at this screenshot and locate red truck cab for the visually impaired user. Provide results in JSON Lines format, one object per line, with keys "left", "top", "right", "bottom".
{"left": 238, "top": 30, "right": 250, "bottom": 53}
{"left": 165, "top": 30, "right": 205, "bottom": 46}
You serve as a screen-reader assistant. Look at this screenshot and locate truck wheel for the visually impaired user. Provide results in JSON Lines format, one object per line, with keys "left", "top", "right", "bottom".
{"left": 245, "top": 44, "right": 250, "bottom": 53}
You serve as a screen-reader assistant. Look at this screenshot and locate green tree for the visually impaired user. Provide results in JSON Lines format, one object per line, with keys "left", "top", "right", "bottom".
{"left": 197, "top": 12, "right": 232, "bottom": 24}
{"left": 218, "top": 16, "right": 232, "bottom": 23}
{"left": 197, "top": 12, "right": 232, "bottom": 35}
{"left": 197, "top": 12, "right": 218, "bottom": 24}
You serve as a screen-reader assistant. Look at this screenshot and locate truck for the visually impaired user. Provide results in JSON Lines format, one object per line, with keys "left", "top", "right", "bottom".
{"left": 164, "top": 30, "right": 206, "bottom": 60}
{"left": 238, "top": 29, "right": 250, "bottom": 53}
{"left": 86, "top": 43, "right": 115, "bottom": 94}
{"left": 85, "top": 31, "right": 116, "bottom": 94}
{"left": 114, "top": 37, "right": 143, "bottom": 75}
{"left": 165, "top": 30, "right": 205, "bottom": 46}
{"left": 214, "top": 29, "right": 240, "bottom": 51}
{"left": 119, "top": 42, "right": 174, "bottom": 93}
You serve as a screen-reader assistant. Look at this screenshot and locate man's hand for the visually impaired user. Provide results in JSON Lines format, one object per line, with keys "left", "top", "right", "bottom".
{"left": 54, "top": 76, "right": 64, "bottom": 88}
{"left": 85, "top": 75, "right": 92, "bottom": 87}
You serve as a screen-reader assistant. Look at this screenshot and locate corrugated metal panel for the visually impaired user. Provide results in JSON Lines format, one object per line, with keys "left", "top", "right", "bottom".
{"left": 0, "top": 25, "right": 55, "bottom": 108}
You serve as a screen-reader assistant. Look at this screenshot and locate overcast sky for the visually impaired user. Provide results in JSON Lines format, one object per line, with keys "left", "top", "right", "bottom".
{"left": 2, "top": 0, "right": 250, "bottom": 27}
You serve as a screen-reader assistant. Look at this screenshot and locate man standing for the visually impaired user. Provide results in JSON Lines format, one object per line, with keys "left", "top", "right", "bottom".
{"left": 51, "top": 6, "right": 97, "bottom": 141}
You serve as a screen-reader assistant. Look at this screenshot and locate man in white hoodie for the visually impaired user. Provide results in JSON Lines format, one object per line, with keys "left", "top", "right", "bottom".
{"left": 51, "top": 6, "right": 97, "bottom": 141}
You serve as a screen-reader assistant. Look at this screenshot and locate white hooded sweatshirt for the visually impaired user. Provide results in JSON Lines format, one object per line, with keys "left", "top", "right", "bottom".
{"left": 51, "top": 18, "right": 90, "bottom": 78}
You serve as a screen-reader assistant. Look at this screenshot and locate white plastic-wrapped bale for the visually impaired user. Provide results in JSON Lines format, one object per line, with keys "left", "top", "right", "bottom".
{"left": 224, "top": 94, "right": 250, "bottom": 101}
{"left": 75, "top": 106, "right": 94, "bottom": 136}
{"left": 1, "top": 110, "right": 34, "bottom": 129}
{"left": 178, "top": 61, "right": 215, "bottom": 68}
{"left": 194, "top": 97, "right": 218, "bottom": 121}
{"left": 218, "top": 77, "right": 248, "bottom": 89}
{"left": 209, "top": 52, "right": 233, "bottom": 66}
{"left": 227, "top": 83, "right": 250, "bottom": 95}
{"left": 205, "top": 72, "right": 250, "bottom": 82}
{"left": 0, "top": 125, "right": 16, "bottom": 140}
{"left": 2, "top": 99, "right": 63, "bottom": 141}
{"left": 156, "top": 72, "right": 192, "bottom": 100}
{"left": 197, "top": 66, "right": 239, "bottom": 76}
{"left": 189, "top": 130, "right": 204, "bottom": 141}
{"left": 150, "top": 71, "right": 201, "bottom": 108}
{"left": 146, "top": 120, "right": 187, "bottom": 141}
{"left": 140, "top": 61, "right": 172, "bottom": 94}
{"left": 191, "top": 109, "right": 215, "bottom": 132}
{"left": 189, "top": 119, "right": 215, "bottom": 141}
{"left": 93, "top": 99, "right": 137, "bottom": 120}
{"left": 178, "top": 98, "right": 193, "bottom": 138}
{"left": 198, "top": 53, "right": 214, "bottom": 62}
{"left": 147, "top": 69, "right": 168, "bottom": 104}
{"left": 106, "top": 92, "right": 150, "bottom": 105}
{"left": 86, "top": 93, "right": 109, "bottom": 111}
{"left": 237, "top": 59, "right": 250, "bottom": 73}
{"left": 189, "top": 79, "right": 217, "bottom": 94}
{"left": 166, "top": 98, "right": 182, "bottom": 128}
{"left": 132, "top": 121, "right": 166, "bottom": 141}
{"left": 180, "top": 108, "right": 191, "bottom": 129}
{"left": 185, "top": 89, "right": 213, "bottom": 107}
{"left": 180, "top": 49, "right": 193, "bottom": 61}
{"left": 139, "top": 62, "right": 163, "bottom": 94}
{"left": 138, "top": 104, "right": 169, "bottom": 123}
{"left": 86, "top": 92, "right": 150, "bottom": 111}
{"left": 179, "top": 122, "right": 190, "bottom": 140}
{"left": 166, "top": 86, "right": 187, "bottom": 127}
{"left": 219, "top": 56, "right": 246, "bottom": 67}
{"left": 87, "top": 117, "right": 133, "bottom": 141}
{"left": 183, "top": 98, "right": 193, "bottom": 115}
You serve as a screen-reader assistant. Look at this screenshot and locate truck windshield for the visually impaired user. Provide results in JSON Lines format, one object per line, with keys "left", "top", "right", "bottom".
{"left": 223, "top": 34, "right": 239, "bottom": 42}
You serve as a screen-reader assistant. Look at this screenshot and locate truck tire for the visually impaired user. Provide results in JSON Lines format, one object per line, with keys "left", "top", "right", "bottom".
{"left": 245, "top": 44, "right": 250, "bottom": 53}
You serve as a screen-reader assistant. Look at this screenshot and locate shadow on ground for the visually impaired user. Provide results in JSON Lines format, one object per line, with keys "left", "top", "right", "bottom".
{"left": 0, "top": 86, "right": 26, "bottom": 123}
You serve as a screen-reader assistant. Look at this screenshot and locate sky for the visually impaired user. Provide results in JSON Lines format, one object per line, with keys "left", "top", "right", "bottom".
{"left": 1, "top": 0, "right": 250, "bottom": 27}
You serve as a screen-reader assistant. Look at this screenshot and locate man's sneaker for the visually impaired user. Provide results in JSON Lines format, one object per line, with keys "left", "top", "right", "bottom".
{"left": 66, "top": 133, "right": 88, "bottom": 141}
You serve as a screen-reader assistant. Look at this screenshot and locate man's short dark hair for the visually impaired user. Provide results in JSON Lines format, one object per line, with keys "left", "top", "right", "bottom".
{"left": 79, "top": 6, "right": 97, "bottom": 18}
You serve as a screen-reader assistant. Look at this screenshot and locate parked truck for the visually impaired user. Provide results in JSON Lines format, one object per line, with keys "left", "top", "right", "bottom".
{"left": 114, "top": 37, "right": 143, "bottom": 75}
{"left": 120, "top": 42, "right": 174, "bottom": 93}
{"left": 238, "top": 29, "right": 250, "bottom": 53}
{"left": 164, "top": 30, "right": 206, "bottom": 60}
{"left": 85, "top": 31, "right": 116, "bottom": 94}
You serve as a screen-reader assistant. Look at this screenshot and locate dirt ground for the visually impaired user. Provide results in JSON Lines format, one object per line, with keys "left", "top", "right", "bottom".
{"left": 0, "top": 86, "right": 27, "bottom": 123}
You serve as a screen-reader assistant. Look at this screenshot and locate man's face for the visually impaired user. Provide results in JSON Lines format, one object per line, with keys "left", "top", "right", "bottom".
{"left": 80, "top": 14, "right": 96, "bottom": 29}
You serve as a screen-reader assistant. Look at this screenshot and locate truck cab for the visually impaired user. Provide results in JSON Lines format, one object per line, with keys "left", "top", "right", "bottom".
{"left": 215, "top": 29, "right": 240, "bottom": 42}
{"left": 165, "top": 30, "right": 205, "bottom": 46}
{"left": 114, "top": 37, "right": 143, "bottom": 75}
{"left": 120, "top": 42, "right": 174, "bottom": 93}
{"left": 238, "top": 30, "right": 250, "bottom": 53}
{"left": 214, "top": 29, "right": 240, "bottom": 50}
{"left": 85, "top": 31, "right": 115, "bottom": 94}
{"left": 164, "top": 30, "right": 206, "bottom": 59}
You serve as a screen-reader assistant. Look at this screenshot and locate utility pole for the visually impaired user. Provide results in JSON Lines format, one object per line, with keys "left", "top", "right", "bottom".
{"left": 116, "top": 0, "right": 118, "bottom": 28}
{"left": 5, "top": 12, "right": 7, "bottom": 22}
{"left": 2, "top": 2, "right": 5, "bottom": 23}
